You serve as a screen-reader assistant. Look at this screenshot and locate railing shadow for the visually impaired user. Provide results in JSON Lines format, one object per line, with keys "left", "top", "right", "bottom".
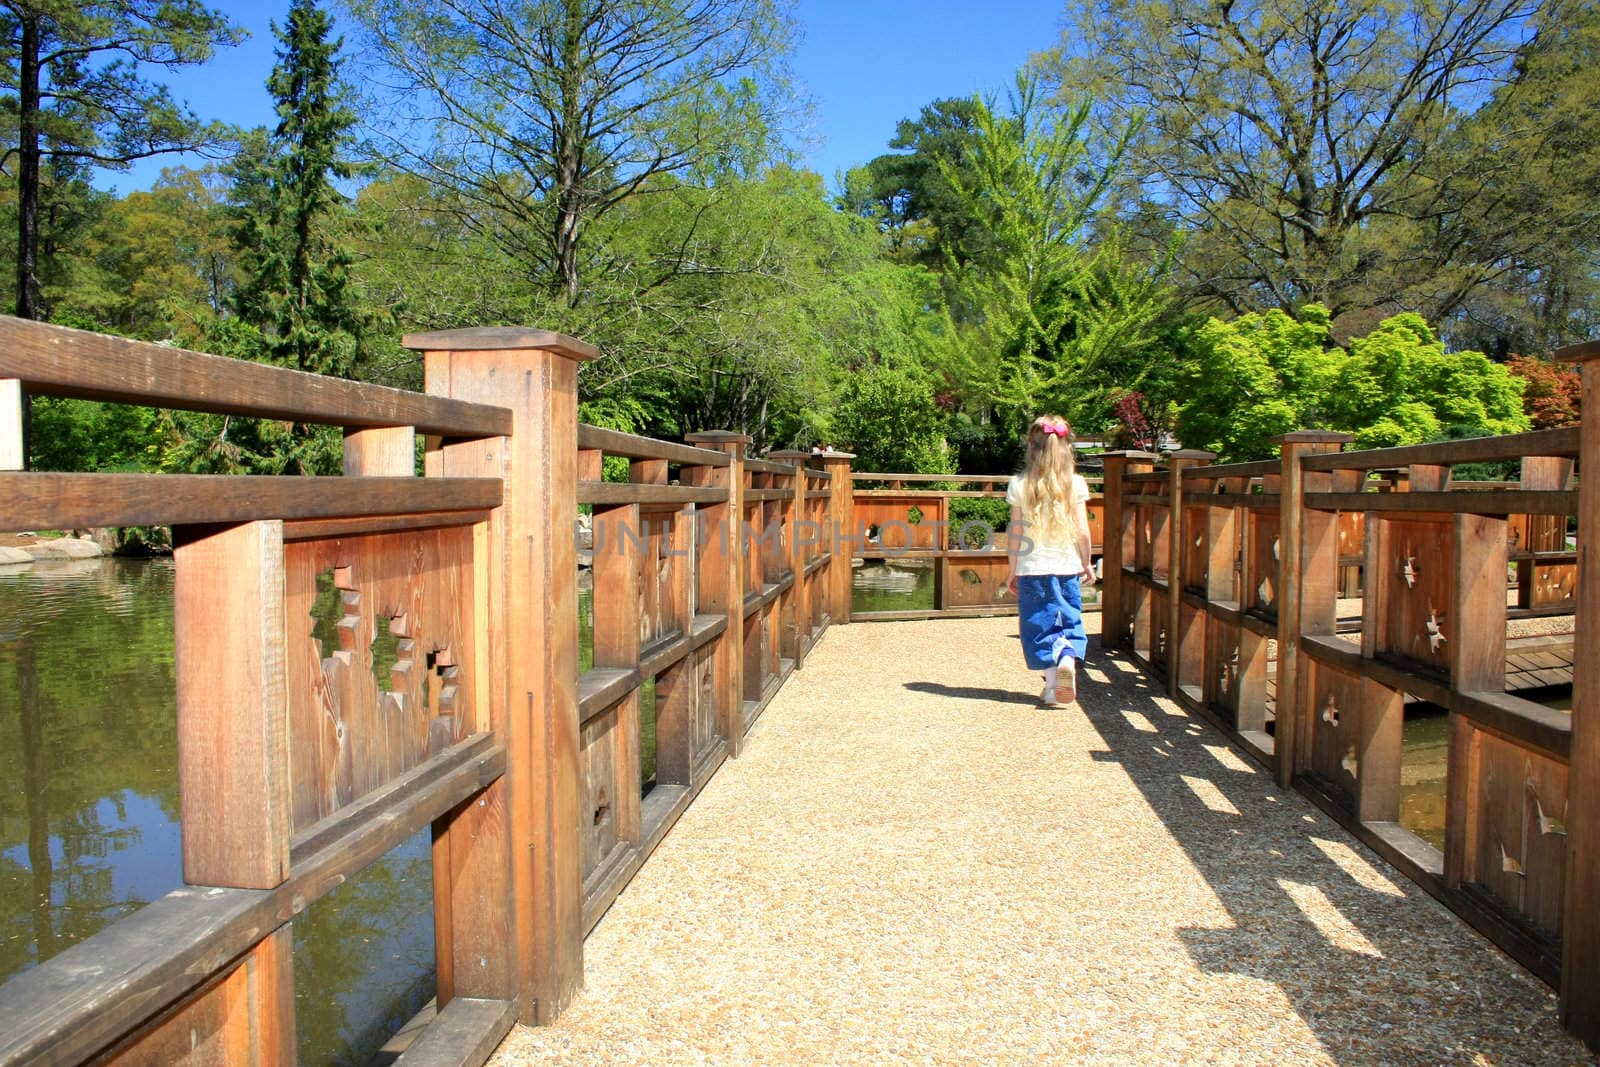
{"left": 1053, "top": 638, "right": 1571, "bottom": 1063}
{"left": 902, "top": 681, "right": 1041, "bottom": 708}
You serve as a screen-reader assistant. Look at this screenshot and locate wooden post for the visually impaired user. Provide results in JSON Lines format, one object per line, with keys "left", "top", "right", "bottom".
{"left": 685, "top": 432, "right": 750, "bottom": 756}
{"left": 170, "top": 519, "right": 296, "bottom": 1060}
{"left": 413, "top": 326, "right": 598, "bottom": 1024}
{"left": 1, "top": 378, "right": 22, "bottom": 471}
{"left": 1167, "top": 450, "right": 1213, "bottom": 699}
{"left": 1557, "top": 339, "right": 1600, "bottom": 1049}
{"left": 1272, "top": 431, "right": 1353, "bottom": 788}
{"left": 1519, "top": 455, "right": 1575, "bottom": 609}
{"left": 821, "top": 451, "right": 856, "bottom": 625}
{"left": 771, "top": 450, "right": 812, "bottom": 667}
{"left": 1100, "top": 452, "right": 1157, "bottom": 651}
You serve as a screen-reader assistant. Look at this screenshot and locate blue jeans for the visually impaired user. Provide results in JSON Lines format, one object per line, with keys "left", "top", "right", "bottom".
{"left": 1017, "top": 574, "right": 1088, "bottom": 670}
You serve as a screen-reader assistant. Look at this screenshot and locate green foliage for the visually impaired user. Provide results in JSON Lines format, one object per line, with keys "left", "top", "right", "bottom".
{"left": 1177, "top": 305, "right": 1530, "bottom": 460}
{"left": 231, "top": 0, "right": 367, "bottom": 379}
{"left": 830, "top": 361, "right": 952, "bottom": 475}
{"left": 947, "top": 496, "right": 1010, "bottom": 547}
{"left": 0, "top": 1, "right": 243, "bottom": 317}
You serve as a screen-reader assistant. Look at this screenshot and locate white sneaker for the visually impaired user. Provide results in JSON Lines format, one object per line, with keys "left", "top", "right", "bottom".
{"left": 1041, "top": 684, "right": 1059, "bottom": 707}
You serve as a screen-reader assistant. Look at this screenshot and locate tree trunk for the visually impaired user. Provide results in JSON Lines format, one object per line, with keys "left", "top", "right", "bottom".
{"left": 552, "top": 0, "right": 586, "bottom": 307}
{"left": 16, "top": 11, "right": 42, "bottom": 320}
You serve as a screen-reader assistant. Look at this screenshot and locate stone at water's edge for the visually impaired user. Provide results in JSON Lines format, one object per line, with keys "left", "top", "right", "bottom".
{"left": 0, "top": 537, "right": 105, "bottom": 563}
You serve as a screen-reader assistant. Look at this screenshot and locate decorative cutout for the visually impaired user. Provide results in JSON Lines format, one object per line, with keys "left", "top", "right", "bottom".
{"left": 1530, "top": 778, "right": 1567, "bottom": 836}
{"left": 1194, "top": 533, "right": 1203, "bottom": 549}
{"left": 1402, "top": 555, "right": 1417, "bottom": 588}
{"left": 1425, "top": 609, "right": 1446, "bottom": 653}
{"left": 1340, "top": 746, "right": 1358, "bottom": 778}
{"left": 1321, "top": 695, "right": 1340, "bottom": 728}
{"left": 1271, "top": 537, "right": 1280, "bottom": 562}
{"left": 1258, "top": 577, "right": 1273, "bottom": 605}
{"left": 959, "top": 568, "right": 981, "bottom": 586}
{"left": 593, "top": 787, "right": 611, "bottom": 827}
{"left": 371, "top": 615, "right": 401, "bottom": 693}
{"left": 1501, "top": 842, "right": 1526, "bottom": 877}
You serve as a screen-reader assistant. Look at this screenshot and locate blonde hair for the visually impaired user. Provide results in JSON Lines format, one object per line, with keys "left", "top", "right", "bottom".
{"left": 1016, "top": 414, "right": 1078, "bottom": 546}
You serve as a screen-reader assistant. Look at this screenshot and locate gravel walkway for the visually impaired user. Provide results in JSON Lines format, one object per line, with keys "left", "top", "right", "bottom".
{"left": 490, "top": 615, "right": 1590, "bottom": 1066}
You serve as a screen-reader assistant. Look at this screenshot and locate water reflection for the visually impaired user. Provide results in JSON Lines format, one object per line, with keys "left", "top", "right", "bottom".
{"left": 0, "top": 558, "right": 436, "bottom": 1065}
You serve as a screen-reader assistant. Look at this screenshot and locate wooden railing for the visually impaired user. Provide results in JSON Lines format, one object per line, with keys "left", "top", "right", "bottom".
{"left": 1100, "top": 340, "right": 1600, "bottom": 1049}
{"left": 0, "top": 319, "right": 843, "bottom": 1066}
{"left": 847, "top": 471, "right": 1106, "bottom": 620}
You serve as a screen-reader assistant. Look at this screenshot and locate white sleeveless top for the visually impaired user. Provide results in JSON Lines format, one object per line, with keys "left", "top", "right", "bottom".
{"left": 1006, "top": 473, "right": 1089, "bottom": 576}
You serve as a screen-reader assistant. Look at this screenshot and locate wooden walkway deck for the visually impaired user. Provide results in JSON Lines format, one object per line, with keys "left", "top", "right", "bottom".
{"left": 489, "top": 616, "right": 1588, "bottom": 1066}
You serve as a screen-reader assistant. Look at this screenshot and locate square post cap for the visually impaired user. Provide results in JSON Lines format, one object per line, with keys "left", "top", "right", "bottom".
{"left": 816, "top": 450, "right": 856, "bottom": 461}
{"left": 1167, "top": 449, "right": 1217, "bottom": 462}
{"left": 1270, "top": 430, "right": 1354, "bottom": 446}
{"left": 402, "top": 326, "right": 599, "bottom": 362}
{"left": 768, "top": 449, "right": 812, "bottom": 463}
{"left": 1099, "top": 450, "right": 1161, "bottom": 461}
{"left": 1554, "top": 339, "right": 1600, "bottom": 363}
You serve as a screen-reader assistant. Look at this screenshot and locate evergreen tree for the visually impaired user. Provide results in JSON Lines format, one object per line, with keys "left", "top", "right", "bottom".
{"left": 231, "top": 0, "right": 362, "bottom": 379}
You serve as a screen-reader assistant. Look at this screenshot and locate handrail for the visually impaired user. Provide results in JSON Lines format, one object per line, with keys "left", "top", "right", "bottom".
{"left": 1300, "top": 427, "right": 1580, "bottom": 470}
{"left": 0, "top": 314, "right": 512, "bottom": 438}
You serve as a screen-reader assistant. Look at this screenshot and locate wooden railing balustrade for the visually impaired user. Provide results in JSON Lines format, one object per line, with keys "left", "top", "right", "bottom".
{"left": 0, "top": 319, "right": 843, "bottom": 1066}
{"left": 847, "top": 471, "right": 1106, "bottom": 620}
{"left": 1100, "top": 341, "right": 1600, "bottom": 1049}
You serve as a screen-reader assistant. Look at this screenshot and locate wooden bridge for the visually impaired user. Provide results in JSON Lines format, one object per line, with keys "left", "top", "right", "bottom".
{"left": 0, "top": 319, "right": 1596, "bottom": 1064}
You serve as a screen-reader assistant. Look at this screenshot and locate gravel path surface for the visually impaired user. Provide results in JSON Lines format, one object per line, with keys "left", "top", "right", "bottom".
{"left": 490, "top": 616, "right": 1589, "bottom": 1066}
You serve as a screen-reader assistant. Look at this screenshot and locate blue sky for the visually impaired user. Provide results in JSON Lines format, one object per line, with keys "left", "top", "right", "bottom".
{"left": 100, "top": 0, "right": 1064, "bottom": 195}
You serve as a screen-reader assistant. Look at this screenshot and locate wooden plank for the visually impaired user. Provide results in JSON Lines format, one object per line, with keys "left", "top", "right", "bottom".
{"left": 1300, "top": 427, "right": 1580, "bottom": 471}
{"left": 0, "top": 471, "right": 500, "bottom": 531}
{"left": 577, "top": 423, "right": 729, "bottom": 466}
{"left": 1453, "top": 513, "right": 1508, "bottom": 690}
{"left": 1563, "top": 358, "right": 1600, "bottom": 1045}
{"left": 99, "top": 926, "right": 293, "bottom": 1066}
{"left": 578, "top": 480, "right": 726, "bottom": 506}
{"left": 578, "top": 668, "right": 640, "bottom": 724}
{"left": 392, "top": 997, "right": 516, "bottom": 1067}
{"left": 0, "top": 378, "right": 21, "bottom": 471}
{"left": 1, "top": 314, "right": 511, "bottom": 437}
{"left": 685, "top": 433, "right": 751, "bottom": 756}
{"left": 289, "top": 733, "right": 501, "bottom": 860}
{"left": 0, "top": 737, "right": 501, "bottom": 1066}
{"left": 173, "top": 521, "right": 290, "bottom": 889}
{"left": 283, "top": 508, "right": 492, "bottom": 542}
{"left": 1183, "top": 459, "right": 1279, "bottom": 480}
{"left": 1306, "top": 490, "right": 1577, "bottom": 516}
{"left": 1202, "top": 492, "right": 1283, "bottom": 509}
{"left": 743, "top": 457, "right": 797, "bottom": 476}
{"left": 421, "top": 333, "right": 583, "bottom": 1022}
{"left": 1299, "top": 634, "right": 1572, "bottom": 760}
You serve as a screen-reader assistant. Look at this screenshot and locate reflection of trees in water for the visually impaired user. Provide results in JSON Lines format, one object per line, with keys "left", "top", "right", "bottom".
{"left": 0, "top": 561, "right": 180, "bottom": 981}
{"left": 294, "top": 837, "right": 435, "bottom": 1066}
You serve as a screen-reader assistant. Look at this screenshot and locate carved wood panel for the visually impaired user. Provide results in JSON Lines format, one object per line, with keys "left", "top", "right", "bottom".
{"left": 1375, "top": 516, "right": 1453, "bottom": 677}
{"left": 1471, "top": 727, "right": 1567, "bottom": 940}
{"left": 285, "top": 524, "right": 476, "bottom": 831}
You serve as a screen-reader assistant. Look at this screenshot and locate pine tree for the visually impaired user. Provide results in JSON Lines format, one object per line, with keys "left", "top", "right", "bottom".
{"left": 231, "top": 0, "right": 362, "bottom": 379}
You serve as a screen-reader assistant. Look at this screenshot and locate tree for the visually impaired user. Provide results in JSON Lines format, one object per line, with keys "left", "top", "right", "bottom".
{"left": 839, "top": 98, "right": 984, "bottom": 268}
{"left": 0, "top": 1, "right": 241, "bottom": 319}
{"left": 1041, "top": 0, "right": 1542, "bottom": 323}
{"left": 1505, "top": 354, "right": 1581, "bottom": 429}
{"left": 345, "top": 0, "right": 795, "bottom": 308}
{"left": 231, "top": 0, "right": 364, "bottom": 379}
{"left": 1176, "top": 305, "right": 1529, "bottom": 460}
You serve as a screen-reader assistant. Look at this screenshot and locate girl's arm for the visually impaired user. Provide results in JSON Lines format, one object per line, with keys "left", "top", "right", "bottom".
{"left": 1074, "top": 488, "right": 1095, "bottom": 585}
{"left": 1005, "top": 504, "right": 1025, "bottom": 594}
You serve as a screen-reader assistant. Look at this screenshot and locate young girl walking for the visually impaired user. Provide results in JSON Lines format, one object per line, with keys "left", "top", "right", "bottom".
{"left": 1004, "top": 415, "right": 1095, "bottom": 706}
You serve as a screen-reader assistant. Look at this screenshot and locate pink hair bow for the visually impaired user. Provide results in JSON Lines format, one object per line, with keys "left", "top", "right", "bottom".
{"left": 1037, "top": 416, "right": 1071, "bottom": 438}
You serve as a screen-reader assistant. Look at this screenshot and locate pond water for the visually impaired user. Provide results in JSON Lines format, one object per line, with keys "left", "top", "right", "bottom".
{"left": 0, "top": 558, "right": 433, "bottom": 1066}
{"left": 1399, "top": 690, "right": 1572, "bottom": 854}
